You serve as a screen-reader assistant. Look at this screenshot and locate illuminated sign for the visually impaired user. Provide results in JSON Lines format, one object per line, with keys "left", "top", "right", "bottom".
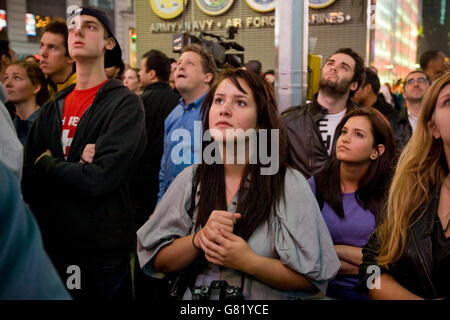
{"left": 150, "top": 0, "right": 188, "bottom": 20}
{"left": 309, "top": 11, "right": 351, "bottom": 24}
{"left": 150, "top": 11, "right": 353, "bottom": 33}
{"left": 150, "top": 15, "right": 275, "bottom": 33}
{"left": 309, "top": 0, "right": 337, "bottom": 9}
{"left": 245, "top": 0, "right": 274, "bottom": 13}
{"left": 26, "top": 13, "right": 37, "bottom": 36}
{"left": 0, "top": 10, "right": 6, "bottom": 31}
{"left": 196, "top": 0, "right": 234, "bottom": 16}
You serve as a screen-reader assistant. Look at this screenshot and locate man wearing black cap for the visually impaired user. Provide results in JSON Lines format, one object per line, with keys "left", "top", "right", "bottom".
{"left": 22, "top": 6, "right": 146, "bottom": 300}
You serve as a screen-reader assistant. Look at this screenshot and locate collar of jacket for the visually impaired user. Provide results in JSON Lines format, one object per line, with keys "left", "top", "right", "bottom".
{"left": 310, "top": 93, "right": 356, "bottom": 123}
{"left": 143, "top": 81, "right": 171, "bottom": 92}
{"left": 48, "top": 72, "right": 77, "bottom": 91}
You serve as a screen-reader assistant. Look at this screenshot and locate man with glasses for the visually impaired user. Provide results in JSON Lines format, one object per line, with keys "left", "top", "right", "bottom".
{"left": 388, "top": 70, "right": 431, "bottom": 153}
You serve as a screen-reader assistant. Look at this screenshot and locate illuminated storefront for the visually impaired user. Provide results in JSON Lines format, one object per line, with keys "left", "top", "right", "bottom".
{"left": 371, "top": 0, "right": 420, "bottom": 83}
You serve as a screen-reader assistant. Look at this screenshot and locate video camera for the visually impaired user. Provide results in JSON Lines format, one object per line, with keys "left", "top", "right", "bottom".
{"left": 192, "top": 280, "right": 243, "bottom": 300}
{"left": 172, "top": 27, "right": 245, "bottom": 68}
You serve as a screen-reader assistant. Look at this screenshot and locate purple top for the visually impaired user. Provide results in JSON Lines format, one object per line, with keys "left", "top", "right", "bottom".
{"left": 309, "top": 177, "right": 376, "bottom": 288}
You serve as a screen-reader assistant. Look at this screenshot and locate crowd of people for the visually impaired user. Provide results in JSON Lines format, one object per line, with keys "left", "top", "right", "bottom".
{"left": 0, "top": 5, "right": 449, "bottom": 301}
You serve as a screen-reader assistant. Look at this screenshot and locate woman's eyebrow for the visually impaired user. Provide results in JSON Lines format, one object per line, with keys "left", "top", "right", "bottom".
{"left": 215, "top": 92, "right": 248, "bottom": 99}
{"left": 354, "top": 128, "right": 368, "bottom": 134}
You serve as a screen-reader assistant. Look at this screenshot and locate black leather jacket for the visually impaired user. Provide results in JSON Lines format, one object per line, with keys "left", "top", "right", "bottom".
{"left": 358, "top": 184, "right": 443, "bottom": 299}
{"left": 388, "top": 107, "right": 413, "bottom": 154}
{"left": 281, "top": 95, "right": 357, "bottom": 179}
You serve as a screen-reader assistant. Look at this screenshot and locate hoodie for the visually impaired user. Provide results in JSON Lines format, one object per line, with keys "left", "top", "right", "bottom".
{"left": 22, "top": 79, "right": 146, "bottom": 258}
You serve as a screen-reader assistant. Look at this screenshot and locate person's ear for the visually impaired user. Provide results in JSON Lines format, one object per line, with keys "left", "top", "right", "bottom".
{"left": 204, "top": 72, "right": 213, "bottom": 84}
{"left": 149, "top": 69, "right": 156, "bottom": 81}
{"left": 1, "top": 54, "right": 9, "bottom": 68}
{"left": 428, "top": 120, "right": 441, "bottom": 139}
{"left": 105, "top": 37, "right": 116, "bottom": 51}
{"left": 370, "top": 144, "right": 385, "bottom": 160}
{"left": 33, "top": 83, "right": 41, "bottom": 95}
{"left": 350, "top": 80, "right": 359, "bottom": 92}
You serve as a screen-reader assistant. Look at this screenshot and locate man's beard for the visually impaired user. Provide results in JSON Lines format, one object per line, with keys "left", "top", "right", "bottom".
{"left": 319, "top": 76, "right": 353, "bottom": 98}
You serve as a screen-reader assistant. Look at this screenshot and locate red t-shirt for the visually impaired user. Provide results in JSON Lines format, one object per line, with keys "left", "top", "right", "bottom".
{"left": 61, "top": 80, "right": 107, "bottom": 159}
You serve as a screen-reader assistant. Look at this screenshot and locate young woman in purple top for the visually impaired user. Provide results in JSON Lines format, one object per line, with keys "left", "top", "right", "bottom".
{"left": 309, "top": 107, "right": 396, "bottom": 300}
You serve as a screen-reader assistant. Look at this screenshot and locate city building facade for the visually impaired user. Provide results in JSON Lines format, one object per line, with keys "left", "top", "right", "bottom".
{"left": 135, "top": 0, "right": 421, "bottom": 83}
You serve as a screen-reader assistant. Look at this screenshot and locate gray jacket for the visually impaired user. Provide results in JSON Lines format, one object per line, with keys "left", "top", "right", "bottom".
{"left": 0, "top": 84, "right": 22, "bottom": 182}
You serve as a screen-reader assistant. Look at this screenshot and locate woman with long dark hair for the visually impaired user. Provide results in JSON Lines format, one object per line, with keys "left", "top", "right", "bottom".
{"left": 359, "top": 72, "right": 450, "bottom": 300}
{"left": 310, "top": 107, "right": 396, "bottom": 300}
{"left": 137, "top": 69, "right": 340, "bottom": 300}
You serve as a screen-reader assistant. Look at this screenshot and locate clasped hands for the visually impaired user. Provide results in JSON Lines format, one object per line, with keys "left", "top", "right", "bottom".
{"left": 194, "top": 210, "right": 254, "bottom": 271}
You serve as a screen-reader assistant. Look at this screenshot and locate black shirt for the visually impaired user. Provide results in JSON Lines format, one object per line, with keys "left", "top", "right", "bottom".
{"left": 371, "top": 95, "right": 396, "bottom": 118}
{"left": 13, "top": 109, "right": 40, "bottom": 145}
{"left": 129, "top": 82, "right": 180, "bottom": 229}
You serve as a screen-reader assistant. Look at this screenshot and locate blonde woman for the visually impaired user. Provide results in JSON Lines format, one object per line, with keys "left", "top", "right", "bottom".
{"left": 359, "top": 72, "right": 450, "bottom": 300}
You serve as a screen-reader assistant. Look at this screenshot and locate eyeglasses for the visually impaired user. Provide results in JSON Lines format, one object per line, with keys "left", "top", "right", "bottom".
{"left": 405, "top": 77, "right": 428, "bottom": 86}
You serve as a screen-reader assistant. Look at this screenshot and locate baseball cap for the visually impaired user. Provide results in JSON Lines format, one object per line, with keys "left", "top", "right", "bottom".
{"left": 66, "top": 5, "right": 122, "bottom": 68}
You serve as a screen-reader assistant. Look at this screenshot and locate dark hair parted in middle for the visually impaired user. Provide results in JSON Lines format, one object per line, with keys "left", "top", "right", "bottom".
{"left": 314, "top": 107, "right": 397, "bottom": 219}
{"left": 194, "top": 68, "right": 287, "bottom": 241}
